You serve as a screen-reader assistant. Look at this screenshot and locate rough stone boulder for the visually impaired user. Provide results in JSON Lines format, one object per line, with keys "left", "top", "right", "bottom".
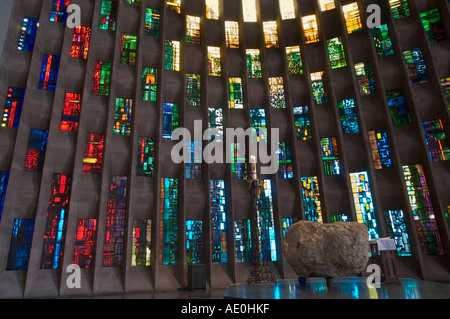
{"left": 283, "top": 221, "right": 369, "bottom": 278}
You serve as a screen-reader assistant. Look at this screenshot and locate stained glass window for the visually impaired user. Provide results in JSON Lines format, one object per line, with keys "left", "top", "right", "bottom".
{"left": 441, "top": 77, "right": 450, "bottom": 110}
{"left": 50, "top": 0, "right": 70, "bottom": 23}
{"left": 263, "top": 21, "right": 279, "bottom": 48}
{"left": 421, "top": 119, "right": 450, "bottom": 162}
{"left": 6, "top": 219, "right": 35, "bottom": 270}
{"left": 319, "top": 0, "right": 335, "bottom": 12}
{"left": 384, "top": 210, "right": 411, "bottom": 256}
{"left": 259, "top": 179, "right": 277, "bottom": 262}
{"left": 82, "top": 133, "right": 104, "bottom": 174}
{"left": 281, "top": 218, "right": 298, "bottom": 237}
{"left": 242, "top": 0, "right": 257, "bottom": 22}
{"left": 99, "top": 0, "right": 117, "bottom": 31}
{"left": 320, "top": 137, "right": 341, "bottom": 175}
{"left": 2, "top": 87, "right": 25, "bottom": 128}
{"left": 403, "top": 48, "right": 428, "bottom": 84}
{"left": 103, "top": 176, "right": 127, "bottom": 267}
{"left": 350, "top": 171, "right": 379, "bottom": 240}
{"left": 371, "top": 24, "right": 394, "bottom": 57}
{"left": 250, "top": 108, "right": 267, "bottom": 143}
{"left": 59, "top": 93, "right": 81, "bottom": 132}
{"left": 162, "top": 103, "right": 179, "bottom": 139}
{"left": 208, "top": 107, "right": 223, "bottom": 142}
{"left": 137, "top": 137, "right": 155, "bottom": 176}
{"left": 132, "top": 219, "right": 151, "bottom": 266}
{"left": 208, "top": 46, "right": 221, "bottom": 76}
{"left": 126, "top": 0, "right": 139, "bottom": 5}
{"left": 311, "top": 71, "right": 328, "bottom": 104}
{"left": 186, "top": 15, "right": 201, "bottom": 44}
{"left": 301, "top": 176, "right": 322, "bottom": 222}
{"left": 39, "top": 55, "right": 61, "bottom": 91}
{"left": 186, "top": 220, "right": 203, "bottom": 264}
{"left": 24, "top": 129, "right": 48, "bottom": 173}
{"left": 186, "top": 74, "right": 201, "bottom": 107}
{"left": 279, "top": 0, "right": 295, "bottom": 20}
{"left": 369, "top": 129, "right": 392, "bottom": 169}
{"left": 121, "top": 34, "right": 137, "bottom": 66}
{"left": 342, "top": 3, "right": 363, "bottom": 34}
{"left": 389, "top": 0, "right": 410, "bottom": 19}
{"left": 141, "top": 67, "right": 157, "bottom": 102}
{"left": 331, "top": 213, "right": 349, "bottom": 222}
{"left": 327, "top": 37, "right": 346, "bottom": 69}
{"left": 167, "top": 0, "right": 181, "bottom": 14}
{"left": 211, "top": 180, "right": 227, "bottom": 263}
{"left": 230, "top": 143, "right": 246, "bottom": 180}
{"left": 277, "top": 142, "right": 293, "bottom": 179}
{"left": 92, "top": 61, "right": 111, "bottom": 96}
{"left": 421, "top": 9, "right": 445, "bottom": 44}
{"left": 302, "top": 15, "right": 319, "bottom": 44}
{"left": 225, "top": 21, "right": 239, "bottom": 48}
{"left": 0, "top": 171, "right": 9, "bottom": 222}
{"left": 355, "top": 62, "right": 376, "bottom": 95}
{"left": 41, "top": 173, "right": 72, "bottom": 269}
{"left": 246, "top": 49, "right": 262, "bottom": 78}
{"left": 338, "top": 98, "right": 359, "bottom": 135}
{"left": 165, "top": 40, "right": 180, "bottom": 71}
{"left": 286, "top": 46, "right": 303, "bottom": 75}
{"left": 269, "top": 77, "right": 286, "bottom": 109}
{"left": 228, "top": 77, "right": 243, "bottom": 109}
{"left": 293, "top": 106, "right": 311, "bottom": 141}
{"left": 387, "top": 89, "right": 411, "bottom": 126}
{"left": 113, "top": 98, "right": 132, "bottom": 136}
{"left": 70, "top": 26, "right": 91, "bottom": 60}
{"left": 73, "top": 219, "right": 97, "bottom": 268}
{"left": 144, "top": 8, "right": 160, "bottom": 37}
{"left": 234, "top": 219, "right": 251, "bottom": 262}
{"left": 206, "top": 0, "right": 219, "bottom": 20}
{"left": 17, "top": 17, "right": 39, "bottom": 52}
{"left": 403, "top": 164, "right": 443, "bottom": 255}
{"left": 161, "top": 178, "right": 178, "bottom": 265}
{"left": 186, "top": 141, "right": 202, "bottom": 179}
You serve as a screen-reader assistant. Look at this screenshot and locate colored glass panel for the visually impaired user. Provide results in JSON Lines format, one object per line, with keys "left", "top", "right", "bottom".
{"left": 99, "top": 0, "right": 117, "bottom": 31}
{"left": 60, "top": 93, "right": 82, "bottom": 132}
{"left": 269, "top": 77, "right": 286, "bottom": 109}
{"left": 161, "top": 178, "right": 178, "bottom": 265}
{"left": 225, "top": 21, "right": 239, "bottom": 48}
{"left": 137, "top": 137, "right": 155, "bottom": 176}
{"left": 144, "top": 8, "right": 160, "bottom": 37}
{"left": 403, "top": 48, "right": 428, "bottom": 84}
{"left": 293, "top": 106, "right": 311, "bottom": 141}
{"left": 0, "top": 172, "right": 10, "bottom": 222}
{"left": 234, "top": 219, "right": 252, "bottom": 262}
{"left": 277, "top": 142, "right": 293, "bottom": 179}
{"left": 162, "top": 103, "right": 179, "bottom": 139}
{"left": 263, "top": 21, "right": 279, "bottom": 48}
{"left": 302, "top": 15, "right": 319, "bottom": 43}
{"left": 186, "top": 74, "right": 201, "bottom": 107}
{"left": 421, "top": 119, "right": 450, "bottom": 162}
{"left": 369, "top": 129, "right": 392, "bottom": 169}
{"left": 286, "top": 46, "right": 303, "bottom": 75}
{"left": 6, "top": 219, "right": 35, "bottom": 270}
{"left": 327, "top": 37, "right": 346, "bottom": 69}
{"left": 17, "top": 17, "right": 39, "bottom": 52}
{"left": 384, "top": 210, "right": 412, "bottom": 256}
{"left": 320, "top": 137, "right": 341, "bottom": 175}
{"left": 186, "top": 220, "right": 203, "bottom": 264}
{"left": 342, "top": 2, "right": 363, "bottom": 34}
{"left": 70, "top": 26, "right": 91, "bottom": 60}
{"left": 24, "top": 129, "right": 49, "bottom": 173}
{"left": 141, "top": 67, "right": 158, "bottom": 102}
{"left": 82, "top": 133, "right": 104, "bottom": 174}
{"left": 165, "top": 40, "right": 180, "bottom": 71}
{"left": 301, "top": 176, "right": 322, "bottom": 222}
{"left": 121, "top": 33, "right": 137, "bottom": 66}
{"left": 208, "top": 46, "right": 221, "bottom": 76}
{"left": 338, "top": 98, "right": 359, "bottom": 135}
{"left": 132, "top": 219, "right": 151, "bottom": 266}
{"left": 371, "top": 24, "right": 394, "bottom": 57}
{"left": 246, "top": 49, "right": 262, "bottom": 78}
{"left": 211, "top": 180, "right": 227, "bottom": 263}
{"left": 92, "top": 61, "right": 111, "bottom": 96}
{"left": 387, "top": 89, "right": 411, "bottom": 126}
{"left": 1, "top": 87, "right": 25, "bottom": 128}
{"left": 186, "top": 15, "right": 200, "bottom": 44}
{"left": 113, "top": 98, "right": 132, "bottom": 136}
{"left": 311, "top": 71, "right": 328, "bottom": 104}
{"left": 355, "top": 62, "right": 376, "bottom": 95}
{"left": 228, "top": 77, "right": 243, "bottom": 109}
{"left": 73, "top": 219, "right": 97, "bottom": 268}
{"left": 39, "top": 54, "right": 61, "bottom": 91}
{"left": 50, "top": 0, "right": 70, "bottom": 22}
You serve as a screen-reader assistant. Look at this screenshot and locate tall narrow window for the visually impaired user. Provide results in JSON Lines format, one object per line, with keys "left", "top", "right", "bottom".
{"left": 73, "top": 219, "right": 97, "bottom": 268}
{"left": 186, "top": 74, "right": 201, "bottom": 107}
{"left": 311, "top": 71, "right": 328, "bottom": 104}
{"left": 70, "top": 26, "right": 91, "bottom": 60}
{"left": 293, "top": 106, "right": 311, "bottom": 141}
{"left": 82, "top": 133, "right": 104, "bottom": 174}
{"left": 389, "top": 0, "right": 411, "bottom": 19}
{"left": 141, "top": 67, "right": 158, "bottom": 102}
{"left": 137, "top": 137, "right": 155, "bottom": 176}
{"left": 355, "top": 62, "right": 376, "bottom": 95}
{"left": 24, "top": 129, "right": 48, "bottom": 173}
{"left": 327, "top": 37, "right": 346, "bottom": 69}
{"left": 162, "top": 103, "right": 179, "bottom": 139}
{"left": 386, "top": 89, "right": 411, "bottom": 126}
{"left": 41, "top": 173, "right": 72, "bottom": 269}
{"left": 208, "top": 107, "right": 223, "bottom": 142}
{"left": 0, "top": 172, "right": 9, "bottom": 222}
{"left": 17, "top": 17, "right": 39, "bottom": 52}
{"left": 403, "top": 48, "right": 428, "bottom": 84}
{"left": 338, "top": 98, "right": 359, "bottom": 135}
{"left": 421, "top": 9, "right": 445, "bottom": 44}
{"left": 279, "top": 0, "right": 295, "bottom": 20}
{"left": 103, "top": 176, "right": 127, "bottom": 267}
{"left": 161, "top": 178, "right": 178, "bottom": 265}
{"left": 441, "top": 77, "right": 450, "bottom": 110}
{"left": 403, "top": 164, "right": 443, "bottom": 255}
{"left": 230, "top": 143, "right": 246, "bottom": 180}
{"left": 132, "top": 219, "right": 151, "bottom": 266}
{"left": 144, "top": 8, "right": 160, "bottom": 37}
{"left": 422, "top": 119, "right": 450, "bottom": 162}
{"left": 39, "top": 55, "right": 61, "bottom": 91}
{"left": 234, "top": 219, "right": 251, "bottom": 262}
{"left": 167, "top": 0, "right": 181, "bottom": 14}
{"left": 211, "top": 180, "right": 227, "bottom": 263}
{"left": 301, "top": 176, "right": 322, "bottom": 222}
{"left": 185, "top": 220, "right": 203, "bottom": 264}
{"left": 269, "top": 77, "right": 286, "bottom": 109}
{"left": 113, "top": 98, "right": 132, "bottom": 136}
{"left": 99, "top": 0, "right": 117, "bottom": 31}
{"left": 302, "top": 15, "right": 319, "bottom": 43}
{"left": 250, "top": 108, "right": 267, "bottom": 143}
{"left": 92, "top": 61, "right": 112, "bottom": 96}
{"left": 319, "top": 0, "right": 335, "bottom": 12}
{"left": 121, "top": 34, "right": 137, "bottom": 66}
{"left": 186, "top": 16, "right": 201, "bottom": 44}
{"left": 246, "top": 49, "right": 262, "bottom": 78}
{"left": 384, "top": 210, "right": 411, "bottom": 256}
{"left": 371, "top": 24, "right": 394, "bottom": 57}
{"left": 1, "top": 87, "right": 25, "bottom": 128}
{"left": 350, "top": 171, "right": 379, "bottom": 240}
{"left": 342, "top": 2, "right": 363, "bottom": 34}
{"left": 6, "top": 219, "right": 35, "bottom": 270}
{"left": 50, "top": 0, "right": 70, "bottom": 22}
{"left": 60, "top": 93, "right": 82, "bottom": 132}
{"left": 263, "top": 21, "right": 279, "bottom": 48}
{"left": 369, "top": 129, "right": 392, "bottom": 169}
{"left": 165, "top": 40, "right": 180, "bottom": 71}
{"left": 320, "top": 137, "right": 341, "bottom": 175}
{"left": 259, "top": 179, "right": 277, "bottom": 262}
{"left": 206, "top": 0, "right": 219, "bottom": 20}
{"left": 228, "top": 77, "right": 243, "bottom": 109}
{"left": 242, "top": 0, "right": 257, "bottom": 22}
{"left": 277, "top": 142, "right": 293, "bottom": 179}
{"left": 186, "top": 141, "right": 202, "bottom": 179}
{"left": 286, "top": 46, "right": 303, "bottom": 75}
{"left": 282, "top": 218, "right": 298, "bottom": 237}
{"left": 225, "top": 21, "right": 239, "bottom": 48}
{"left": 208, "top": 46, "right": 221, "bottom": 76}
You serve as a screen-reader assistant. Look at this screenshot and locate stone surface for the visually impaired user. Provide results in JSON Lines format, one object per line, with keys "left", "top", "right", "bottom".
{"left": 283, "top": 221, "right": 369, "bottom": 278}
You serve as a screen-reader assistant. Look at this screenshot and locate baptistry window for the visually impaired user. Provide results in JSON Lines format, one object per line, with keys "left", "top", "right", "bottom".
{"left": 141, "top": 67, "right": 158, "bottom": 102}
{"left": 301, "top": 176, "right": 322, "bottom": 223}
{"left": 186, "top": 74, "right": 201, "bottom": 107}
{"left": 113, "top": 98, "right": 132, "bottom": 136}
{"left": 386, "top": 89, "right": 411, "bottom": 126}
{"left": 311, "top": 71, "right": 328, "bottom": 104}
{"left": 250, "top": 108, "right": 267, "bottom": 143}
{"left": 246, "top": 49, "right": 262, "bottom": 78}
{"left": 99, "top": 0, "right": 117, "bottom": 31}
{"left": 132, "top": 219, "right": 151, "bottom": 266}
{"left": 186, "top": 15, "right": 201, "bottom": 44}
{"left": 293, "top": 106, "right": 311, "bottom": 141}
{"left": 421, "top": 9, "right": 445, "bottom": 44}
{"left": 230, "top": 142, "right": 246, "bottom": 180}
{"left": 50, "top": 0, "right": 70, "bottom": 23}
{"left": 165, "top": 40, "right": 180, "bottom": 71}
{"left": 286, "top": 46, "right": 303, "bottom": 75}
{"left": 208, "top": 107, "right": 223, "bottom": 142}
{"left": 206, "top": 0, "right": 219, "bottom": 20}
{"left": 73, "top": 219, "right": 97, "bottom": 268}
{"left": 441, "top": 77, "right": 450, "bottom": 110}
{"left": 384, "top": 210, "right": 411, "bottom": 256}
{"left": 211, "top": 180, "right": 227, "bottom": 263}
{"left": 327, "top": 37, "right": 346, "bottom": 69}
{"left": 161, "top": 178, "right": 179, "bottom": 265}
{"left": 137, "top": 137, "right": 155, "bottom": 176}
{"left": 0, "top": 172, "right": 10, "bottom": 222}
{"left": 263, "top": 21, "right": 279, "bottom": 48}
{"left": 355, "top": 62, "right": 376, "bottom": 95}
{"left": 24, "top": 129, "right": 48, "bottom": 173}
{"left": 243, "top": 0, "right": 257, "bottom": 22}
{"left": 302, "top": 15, "right": 319, "bottom": 44}
{"left": 342, "top": 3, "right": 363, "bottom": 34}
{"left": 186, "top": 220, "right": 203, "bottom": 264}
{"left": 82, "top": 133, "right": 104, "bottom": 174}
{"left": 208, "top": 46, "right": 221, "bottom": 76}
{"left": 162, "top": 103, "right": 179, "bottom": 139}
{"left": 389, "top": 0, "right": 411, "bottom": 19}
{"left": 279, "top": 0, "right": 295, "bottom": 20}
{"left": 39, "top": 55, "right": 61, "bottom": 91}
{"left": 259, "top": 179, "right": 277, "bottom": 262}
{"left": 320, "top": 137, "right": 341, "bottom": 175}
{"left": 60, "top": 93, "right": 82, "bottom": 132}
{"left": 92, "top": 61, "right": 111, "bottom": 96}
{"left": 234, "top": 219, "right": 251, "bottom": 262}
{"left": 403, "top": 48, "right": 428, "bottom": 84}
{"left": 167, "top": 0, "right": 181, "bottom": 14}
{"left": 6, "top": 218, "right": 35, "bottom": 270}
{"left": 225, "top": 21, "right": 239, "bottom": 48}
{"left": 121, "top": 33, "right": 138, "bottom": 66}
{"left": 70, "top": 26, "right": 91, "bottom": 60}
{"left": 319, "top": 0, "right": 335, "bottom": 12}
{"left": 338, "top": 98, "right": 359, "bottom": 135}
{"left": 144, "top": 8, "right": 160, "bottom": 37}
{"left": 269, "top": 77, "right": 286, "bottom": 109}
{"left": 368, "top": 129, "right": 392, "bottom": 169}
{"left": 186, "top": 141, "right": 202, "bottom": 179}
{"left": 371, "top": 24, "right": 394, "bottom": 57}
{"left": 2, "top": 87, "right": 25, "bottom": 128}
{"left": 228, "top": 77, "right": 243, "bottom": 109}
{"left": 421, "top": 119, "right": 450, "bottom": 162}
{"left": 17, "top": 17, "right": 39, "bottom": 52}
{"left": 277, "top": 142, "right": 293, "bottom": 179}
